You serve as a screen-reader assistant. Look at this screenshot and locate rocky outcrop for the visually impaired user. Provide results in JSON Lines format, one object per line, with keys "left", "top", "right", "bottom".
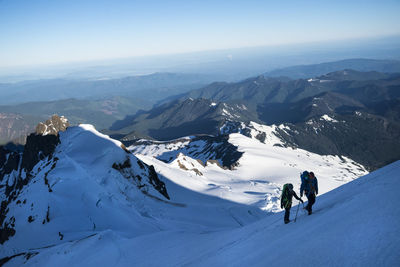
{"left": 112, "top": 157, "right": 170, "bottom": 200}
{"left": 35, "top": 115, "right": 70, "bottom": 136}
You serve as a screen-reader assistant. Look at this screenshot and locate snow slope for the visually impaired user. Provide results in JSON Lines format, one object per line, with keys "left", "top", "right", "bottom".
{"left": 0, "top": 125, "right": 264, "bottom": 262}
{"left": 5, "top": 160, "right": 399, "bottom": 266}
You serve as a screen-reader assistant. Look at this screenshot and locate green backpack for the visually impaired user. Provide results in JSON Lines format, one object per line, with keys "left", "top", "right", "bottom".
{"left": 281, "top": 183, "right": 291, "bottom": 207}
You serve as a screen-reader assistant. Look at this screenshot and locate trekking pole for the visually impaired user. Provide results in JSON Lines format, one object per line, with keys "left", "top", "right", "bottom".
{"left": 294, "top": 201, "right": 300, "bottom": 222}
{"left": 301, "top": 202, "right": 306, "bottom": 215}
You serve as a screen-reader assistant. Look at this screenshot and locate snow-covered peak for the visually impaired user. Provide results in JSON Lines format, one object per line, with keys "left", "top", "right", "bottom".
{"left": 220, "top": 120, "right": 287, "bottom": 146}
{"left": 320, "top": 114, "right": 338, "bottom": 123}
{"left": 0, "top": 123, "right": 171, "bottom": 253}
{"left": 247, "top": 121, "right": 285, "bottom": 146}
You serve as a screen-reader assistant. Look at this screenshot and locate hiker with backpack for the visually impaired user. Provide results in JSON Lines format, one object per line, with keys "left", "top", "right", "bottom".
{"left": 281, "top": 183, "right": 303, "bottom": 224}
{"left": 300, "top": 171, "right": 318, "bottom": 215}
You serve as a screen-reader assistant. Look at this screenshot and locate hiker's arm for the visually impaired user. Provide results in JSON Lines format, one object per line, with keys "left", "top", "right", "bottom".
{"left": 300, "top": 182, "right": 304, "bottom": 197}
{"left": 315, "top": 179, "right": 318, "bottom": 195}
{"left": 293, "top": 191, "right": 303, "bottom": 202}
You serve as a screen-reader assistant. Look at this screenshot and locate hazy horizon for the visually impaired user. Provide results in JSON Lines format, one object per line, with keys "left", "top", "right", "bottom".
{"left": 1, "top": 0, "right": 400, "bottom": 69}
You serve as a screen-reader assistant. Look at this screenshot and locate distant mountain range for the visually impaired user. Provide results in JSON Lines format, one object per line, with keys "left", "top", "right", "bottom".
{"left": 257, "top": 71, "right": 400, "bottom": 124}
{"left": 180, "top": 69, "right": 400, "bottom": 109}
{"left": 0, "top": 96, "right": 151, "bottom": 144}
{"left": 0, "top": 72, "right": 218, "bottom": 105}
{"left": 111, "top": 69, "right": 400, "bottom": 170}
{"left": 264, "top": 58, "right": 400, "bottom": 79}
{"left": 1, "top": 59, "right": 400, "bottom": 170}
{"left": 0, "top": 72, "right": 223, "bottom": 144}
{"left": 108, "top": 98, "right": 257, "bottom": 141}
{"left": 123, "top": 69, "right": 400, "bottom": 129}
{"left": 0, "top": 113, "right": 40, "bottom": 144}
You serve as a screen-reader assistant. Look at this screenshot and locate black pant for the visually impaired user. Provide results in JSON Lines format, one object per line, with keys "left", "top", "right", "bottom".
{"left": 284, "top": 206, "right": 291, "bottom": 223}
{"left": 306, "top": 193, "right": 316, "bottom": 214}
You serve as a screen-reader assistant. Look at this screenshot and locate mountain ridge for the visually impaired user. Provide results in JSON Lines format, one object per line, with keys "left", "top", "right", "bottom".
{"left": 264, "top": 58, "right": 400, "bottom": 79}
{"left": 108, "top": 70, "right": 400, "bottom": 170}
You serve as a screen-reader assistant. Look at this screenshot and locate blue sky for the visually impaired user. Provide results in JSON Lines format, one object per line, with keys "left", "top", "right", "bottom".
{"left": 1, "top": 0, "right": 399, "bottom": 67}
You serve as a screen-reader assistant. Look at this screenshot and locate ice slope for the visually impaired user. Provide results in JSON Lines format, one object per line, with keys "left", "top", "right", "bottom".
{"left": 134, "top": 131, "right": 367, "bottom": 212}
{"left": 6, "top": 160, "right": 399, "bottom": 266}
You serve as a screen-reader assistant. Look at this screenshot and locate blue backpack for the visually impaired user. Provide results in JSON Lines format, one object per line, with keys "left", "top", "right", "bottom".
{"left": 301, "top": 171, "right": 309, "bottom": 183}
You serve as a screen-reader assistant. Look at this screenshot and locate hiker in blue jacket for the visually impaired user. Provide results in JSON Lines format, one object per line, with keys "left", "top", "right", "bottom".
{"left": 300, "top": 171, "right": 318, "bottom": 215}
{"left": 281, "top": 183, "right": 303, "bottom": 224}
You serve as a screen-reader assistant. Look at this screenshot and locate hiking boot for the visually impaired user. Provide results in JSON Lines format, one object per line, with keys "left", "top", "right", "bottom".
{"left": 284, "top": 220, "right": 290, "bottom": 224}
{"left": 308, "top": 210, "right": 312, "bottom": 215}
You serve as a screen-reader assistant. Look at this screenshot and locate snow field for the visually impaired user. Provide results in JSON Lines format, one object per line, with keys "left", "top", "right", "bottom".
{"left": 135, "top": 132, "right": 367, "bottom": 213}
{"left": 8, "top": 160, "right": 399, "bottom": 266}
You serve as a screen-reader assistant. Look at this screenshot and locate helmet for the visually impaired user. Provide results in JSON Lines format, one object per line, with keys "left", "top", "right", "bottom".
{"left": 288, "top": 183, "right": 293, "bottom": 190}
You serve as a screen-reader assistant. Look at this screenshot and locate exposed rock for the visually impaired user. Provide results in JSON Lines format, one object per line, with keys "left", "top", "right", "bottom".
{"left": 22, "top": 134, "right": 59, "bottom": 173}
{"left": 112, "top": 157, "right": 170, "bottom": 200}
{"left": 147, "top": 165, "right": 169, "bottom": 200}
{"left": 35, "top": 115, "right": 69, "bottom": 136}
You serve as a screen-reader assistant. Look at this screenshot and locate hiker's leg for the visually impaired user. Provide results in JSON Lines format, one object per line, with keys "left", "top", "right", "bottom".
{"left": 306, "top": 194, "right": 312, "bottom": 212}
{"left": 284, "top": 207, "right": 290, "bottom": 223}
{"left": 309, "top": 194, "right": 316, "bottom": 211}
